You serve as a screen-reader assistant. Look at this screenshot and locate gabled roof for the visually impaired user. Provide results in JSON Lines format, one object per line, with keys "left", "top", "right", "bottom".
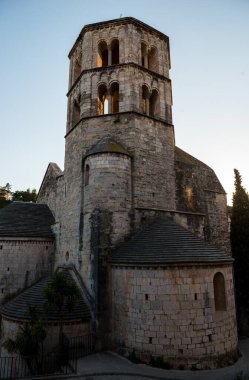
{"left": 1, "top": 273, "right": 91, "bottom": 321}
{"left": 175, "top": 146, "right": 225, "bottom": 194}
{"left": 110, "top": 218, "right": 232, "bottom": 265}
{"left": 0, "top": 202, "right": 55, "bottom": 238}
{"left": 175, "top": 146, "right": 211, "bottom": 167}
{"left": 37, "top": 162, "right": 63, "bottom": 200}
{"left": 84, "top": 137, "right": 131, "bottom": 159}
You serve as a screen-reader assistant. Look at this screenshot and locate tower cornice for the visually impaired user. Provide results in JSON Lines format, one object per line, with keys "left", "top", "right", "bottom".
{"left": 67, "top": 62, "right": 171, "bottom": 97}
{"left": 64, "top": 111, "right": 174, "bottom": 138}
{"left": 68, "top": 17, "right": 170, "bottom": 59}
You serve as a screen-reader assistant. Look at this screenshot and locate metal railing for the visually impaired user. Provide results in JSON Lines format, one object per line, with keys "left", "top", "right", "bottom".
{"left": 0, "top": 352, "right": 76, "bottom": 379}
{"left": 68, "top": 333, "right": 93, "bottom": 359}
{"left": 0, "top": 333, "right": 93, "bottom": 379}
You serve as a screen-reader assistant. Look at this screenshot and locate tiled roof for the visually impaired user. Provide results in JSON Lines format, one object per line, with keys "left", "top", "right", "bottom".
{"left": 0, "top": 202, "right": 55, "bottom": 238}
{"left": 1, "top": 274, "right": 91, "bottom": 321}
{"left": 110, "top": 218, "right": 232, "bottom": 265}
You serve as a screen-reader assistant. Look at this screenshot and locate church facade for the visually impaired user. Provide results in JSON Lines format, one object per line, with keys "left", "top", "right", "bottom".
{"left": 1, "top": 17, "right": 238, "bottom": 369}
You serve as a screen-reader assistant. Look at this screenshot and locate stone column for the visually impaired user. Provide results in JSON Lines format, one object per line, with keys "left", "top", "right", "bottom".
{"left": 146, "top": 97, "right": 149, "bottom": 116}
{"left": 144, "top": 53, "right": 148, "bottom": 69}
{"left": 108, "top": 48, "right": 112, "bottom": 66}
{"left": 108, "top": 95, "right": 112, "bottom": 114}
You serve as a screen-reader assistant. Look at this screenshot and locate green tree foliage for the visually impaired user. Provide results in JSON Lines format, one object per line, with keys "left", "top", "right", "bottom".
{"left": 0, "top": 185, "right": 37, "bottom": 208}
{"left": 43, "top": 271, "right": 81, "bottom": 341}
{"left": 231, "top": 169, "right": 249, "bottom": 325}
{"left": 12, "top": 188, "right": 37, "bottom": 202}
{"left": 3, "top": 306, "right": 46, "bottom": 357}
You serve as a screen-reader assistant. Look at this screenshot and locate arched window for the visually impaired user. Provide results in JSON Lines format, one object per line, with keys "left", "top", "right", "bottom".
{"left": 72, "top": 59, "right": 81, "bottom": 82}
{"left": 72, "top": 96, "right": 81, "bottom": 126}
{"left": 148, "top": 47, "right": 158, "bottom": 72}
{"left": 141, "top": 42, "right": 148, "bottom": 68}
{"left": 149, "top": 89, "right": 159, "bottom": 118}
{"left": 111, "top": 39, "right": 119, "bottom": 65}
{"left": 213, "top": 272, "right": 227, "bottom": 311}
{"left": 98, "top": 41, "right": 108, "bottom": 67}
{"left": 142, "top": 85, "right": 149, "bottom": 115}
{"left": 98, "top": 84, "right": 108, "bottom": 115}
{"left": 110, "top": 82, "right": 119, "bottom": 113}
{"left": 85, "top": 164, "right": 90, "bottom": 186}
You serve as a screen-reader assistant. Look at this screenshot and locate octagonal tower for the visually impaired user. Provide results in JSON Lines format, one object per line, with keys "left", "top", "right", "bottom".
{"left": 61, "top": 17, "right": 175, "bottom": 281}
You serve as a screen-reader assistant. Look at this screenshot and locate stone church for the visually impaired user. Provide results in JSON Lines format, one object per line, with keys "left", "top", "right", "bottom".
{"left": 0, "top": 17, "right": 238, "bottom": 368}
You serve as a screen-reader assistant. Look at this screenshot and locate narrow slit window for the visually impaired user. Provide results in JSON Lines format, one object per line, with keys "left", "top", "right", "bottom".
{"left": 213, "top": 272, "right": 227, "bottom": 311}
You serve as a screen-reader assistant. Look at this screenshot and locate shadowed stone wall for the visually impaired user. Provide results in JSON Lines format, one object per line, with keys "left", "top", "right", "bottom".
{"left": 0, "top": 238, "right": 54, "bottom": 304}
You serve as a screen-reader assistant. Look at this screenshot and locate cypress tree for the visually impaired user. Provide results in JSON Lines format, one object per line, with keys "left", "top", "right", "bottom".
{"left": 231, "top": 169, "right": 249, "bottom": 334}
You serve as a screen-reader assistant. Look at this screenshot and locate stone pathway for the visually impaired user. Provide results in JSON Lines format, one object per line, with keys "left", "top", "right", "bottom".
{"left": 74, "top": 338, "right": 249, "bottom": 380}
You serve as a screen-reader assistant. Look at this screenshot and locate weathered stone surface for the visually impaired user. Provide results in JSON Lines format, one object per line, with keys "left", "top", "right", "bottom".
{"left": 30, "top": 16, "right": 238, "bottom": 368}
{"left": 109, "top": 264, "right": 237, "bottom": 369}
{"left": 0, "top": 238, "right": 54, "bottom": 304}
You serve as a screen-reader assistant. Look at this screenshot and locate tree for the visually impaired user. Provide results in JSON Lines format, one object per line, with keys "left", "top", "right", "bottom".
{"left": 12, "top": 188, "right": 37, "bottom": 202}
{"left": 43, "top": 271, "right": 81, "bottom": 344}
{"left": 0, "top": 186, "right": 37, "bottom": 208}
{"left": 3, "top": 306, "right": 46, "bottom": 373}
{"left": 230, "top": 169, "right": 249, "bottom": 335}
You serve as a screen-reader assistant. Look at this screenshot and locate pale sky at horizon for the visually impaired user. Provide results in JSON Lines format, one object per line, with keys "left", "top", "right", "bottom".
{"left": 0, "top": 0, "right": 249, "bottom": 205}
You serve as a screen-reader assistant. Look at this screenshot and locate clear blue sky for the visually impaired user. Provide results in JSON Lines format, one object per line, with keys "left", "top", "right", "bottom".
{"left": 0, "top": 0, "right": 249, "bottom": 204}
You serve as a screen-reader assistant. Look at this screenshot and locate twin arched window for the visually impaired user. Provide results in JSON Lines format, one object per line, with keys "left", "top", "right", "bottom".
{"left": 98, "top": 39, "right": 119, "bottom": 67}
{"left": 142, "top": 85, "right": 159, "bottom": 118}
{"left": 98, "top": 82, "right": 119, "bottom": 115}
{"left": 213, "top": 272, "right": 227, "bottom": 311}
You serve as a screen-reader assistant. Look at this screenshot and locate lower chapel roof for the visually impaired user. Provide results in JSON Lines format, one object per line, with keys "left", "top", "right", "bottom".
{"left": 110, "top": 218, "right": 233, "bottom": 266}
{"left": 0, "top": 273, "right": 91, "bottom": 321}
{"left": 0, "top": 202, "right": 55, "bottom": 238}
{"left": 84, "top": 136, "right": 131, "bottom": 159}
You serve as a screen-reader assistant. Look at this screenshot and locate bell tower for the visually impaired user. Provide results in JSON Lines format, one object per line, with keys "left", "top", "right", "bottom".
{"left": 65, "top": 18, "right": 174, "bottom": 204}
{"left": 60, "top": 17, "right": 175, "bottom": 299}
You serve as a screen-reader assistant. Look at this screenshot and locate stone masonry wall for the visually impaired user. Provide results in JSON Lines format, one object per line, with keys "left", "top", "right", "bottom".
{"left": 0, "top": 238, "right": 54, "bottom": 304}
{"left": 134, "top": 209, "right": 205, "bottom": 240}
{"left": 58, "top": 113, "right": 175, "bottom": 278}
{"left": 204, "top": 191, "right": 231, "bottom": 254}
{"left": 110, "top": 264, "right": 238, "bottom": 369}
{"left": 80, "top": 153, "right": 132, "bottom": 294}
{"left": 175, "top": 156, "right": 231, "bottom": 254}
